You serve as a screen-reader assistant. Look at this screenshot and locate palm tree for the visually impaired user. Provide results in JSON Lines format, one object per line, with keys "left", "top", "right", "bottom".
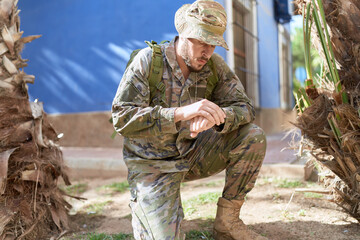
{"left": 0, "top": 0, "right": 72, "bottom": 238}
{"left": 294, "top": 0, "right": 360, "bottom": 221}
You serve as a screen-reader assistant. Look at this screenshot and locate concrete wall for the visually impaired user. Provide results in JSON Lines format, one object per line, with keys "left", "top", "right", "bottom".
{"left": 47, "top": 109, "right": 295, "bottom": 148}
{"left": 47, "top": 111, "right": 123, "bottom": 148}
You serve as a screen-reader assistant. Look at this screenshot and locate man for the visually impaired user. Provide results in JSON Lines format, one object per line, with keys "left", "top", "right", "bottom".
{"left": 112, "top": 0, "right": 267, "bottom": 239}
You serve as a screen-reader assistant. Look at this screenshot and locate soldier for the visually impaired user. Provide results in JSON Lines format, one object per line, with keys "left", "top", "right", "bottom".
{"left": 112, "top": 0, "right": 267, "bottom": 239}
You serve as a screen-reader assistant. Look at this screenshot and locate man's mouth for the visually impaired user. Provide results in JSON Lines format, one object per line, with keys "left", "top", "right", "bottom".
{"left": 197, "top": 58, "right": 209, "bottom": 65}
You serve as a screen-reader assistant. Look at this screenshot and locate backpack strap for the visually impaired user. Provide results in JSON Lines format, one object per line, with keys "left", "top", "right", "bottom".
{"left": 125, "top": 49, "right": 141, "bottom": 69}
{"left": 111, "top": 41, "right": 167, "bottom": 139}
{"left": 145, "top": 40, "right": 167, "bottom": 106}
{"left": 205, "top": 57, "right": 219, "bottom": 100}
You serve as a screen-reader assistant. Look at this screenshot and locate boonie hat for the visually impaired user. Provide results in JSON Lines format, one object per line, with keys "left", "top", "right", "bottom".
{"left": 175, "top": 0, "right": 229, "bottom": 50}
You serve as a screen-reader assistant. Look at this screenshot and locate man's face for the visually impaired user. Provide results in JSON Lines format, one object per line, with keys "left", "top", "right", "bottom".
{"left": 179, "top": 38, "right": 216, "bottom": 72}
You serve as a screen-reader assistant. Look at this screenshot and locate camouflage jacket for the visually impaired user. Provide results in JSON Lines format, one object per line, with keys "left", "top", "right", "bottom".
{"left": 112, "top": 37, "right": 255, "bottom": 173}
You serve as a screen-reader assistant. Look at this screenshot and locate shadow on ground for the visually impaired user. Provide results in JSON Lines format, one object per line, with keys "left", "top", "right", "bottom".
{"left": 64, "top": 213, "right": 360, "bottom": 240}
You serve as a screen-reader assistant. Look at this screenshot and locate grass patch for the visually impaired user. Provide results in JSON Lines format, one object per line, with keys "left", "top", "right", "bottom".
{"left": 194, "top": 180, "right": 224, "bottom": 188}
{"left": 275, "top": 179, "right": 305, "bottom": 188}
{"left": 186, "top": 230, "right": 214, "bottom": 240}
{"left": 259, "top": 177, "right": 305, "bottom": 188}
{"left": 189, "top": 192, "right": 221, "bottom": 204}
{"left": 62, "top": 183, "right": 88, "bottom": 195}
{"left": 61, "top": 232, "right": 133, "bottom": 240}
{"left": 183, "top": 192, "right": 221, "bottom": 217}
{"left": 272, "top": 192, "right": 281, "bottom": 201}
{"left": 304, "top": 192, "right": 323, "bottom": 198}
{"left": 281, "top": 210, "right": 295, "bottom": 221}
{"left": 84, "top": 233, "right": 133, "bottom": 240}
{"left": 298, "top": 209, "right": 306, "bottom": 217}
{"left": 257, "top": 177, "right": 308, "bottom": 188}
{"left": 184, "top": 205, "right": 197, "bottom": 216}
{"left": 83, "top": 200, "right": 113, "bottom": 215}
{"left": 98, "top": 181, "right": 129, "bottom": 194}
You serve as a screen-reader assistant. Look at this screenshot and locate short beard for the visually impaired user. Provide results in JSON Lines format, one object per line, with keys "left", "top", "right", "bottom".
{"left": 183, "top": 56, "right": 202, "bottom": 73}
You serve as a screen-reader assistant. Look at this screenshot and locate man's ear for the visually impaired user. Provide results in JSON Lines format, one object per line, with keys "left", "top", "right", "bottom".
{"left": 179, "top": 35, "right": 189, "bottom": 42}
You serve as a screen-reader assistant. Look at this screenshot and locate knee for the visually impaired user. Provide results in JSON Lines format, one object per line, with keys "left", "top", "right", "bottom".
{"left": 233, "top": 123, "right": 267, "bottom": 153}
{"left": 248, "top": 124, "right": 266, "bottom": 146}
{"left": 226, "top": 123, "right": 267, "bottom": 162}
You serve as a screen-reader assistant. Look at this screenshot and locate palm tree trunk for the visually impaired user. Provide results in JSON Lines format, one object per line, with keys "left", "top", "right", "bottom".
{"left": 321, "top": 0, "right": 360, "bottom": 93}
{"left": 295, "top": 0, "right": 360, "bottom": 222}
{"left": 0, "top": 0, "right": 72, "bottom": 239}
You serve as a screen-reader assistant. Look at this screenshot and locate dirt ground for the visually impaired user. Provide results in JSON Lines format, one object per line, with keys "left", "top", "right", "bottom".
{"left": 60, "top": 172, "right": 360, "bottom": 240}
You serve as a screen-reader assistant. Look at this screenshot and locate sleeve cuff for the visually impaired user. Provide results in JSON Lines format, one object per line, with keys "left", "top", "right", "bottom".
{"left": 214, "top": 107, "right": 240, "bottom": 133}
{"left": 159, "top": 107, "right": 179, "bottom": 134}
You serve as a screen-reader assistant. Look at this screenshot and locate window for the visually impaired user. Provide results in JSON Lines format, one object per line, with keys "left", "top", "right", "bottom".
{"left": 278, "top": 24, "right": 293, "bottom": 109}
{"left": 226, "top": 0, "right": 259, "bottom": 107}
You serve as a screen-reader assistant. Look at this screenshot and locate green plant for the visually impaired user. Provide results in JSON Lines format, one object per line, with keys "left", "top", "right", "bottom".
{"left": 194, "top": 180, "right": 224, "bottom": 188}
{"left": 184, "top": 205, "right": 197, "bottom": 216}
{"left": 183, "top": 192, "right": 221, "bottom": 217}
{"left": 281, "top": 210, "right": 295, "bottom": 220}
{"left": 303, "top": 2, "right": 313, "bottom": 81}
{"left": 272, "top": 192, "right": 281, "bottom": 201}
{"left": 186, "top": 230, "right": 214, "bottom": 240}
{"left": 98, "top": 181, "right": 129, "bottom": 194}
{"left": 298, "top": 209, "right": 306, "bottom": 216}
{"left": 274, "top": 178, "right": 305, "bottom": 188}
{"left": 312, "top": 0, "right": 347, "bottom": 103}
{"left": 191, "top": 192, "right": 221, "bottom": 204}
{"left": 304, "top": 192, "right": 323, "bottom": 198}
{"left": 83, "top": 200, "right": 113, "bottom": 215}
{"left": 293, "top": 0, "right": 348, "bottom": 114}
{"left": 85, "top": 233, "right": 133, "bottom": 240}
{"left": 63, "top": 183, "right": 88, "bottom": 195}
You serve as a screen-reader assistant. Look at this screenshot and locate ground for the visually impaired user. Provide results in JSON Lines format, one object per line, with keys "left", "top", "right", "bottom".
{"left": 59, "top": 172, "right": 360, "bottom": 240}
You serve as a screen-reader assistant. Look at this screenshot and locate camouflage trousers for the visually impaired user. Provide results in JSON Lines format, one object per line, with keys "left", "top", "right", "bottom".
{"left": 127, "top": 123, "right": 266, "bottom": 240}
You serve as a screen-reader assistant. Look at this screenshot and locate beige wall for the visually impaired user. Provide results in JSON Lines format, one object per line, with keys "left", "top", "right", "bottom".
{"left": 254, "top": 108, "right": 296, "bottom": 135}
{"left": 48, "top": 109, "right": 296, "bottom": 147}
{"left": 48, "top": 111, "right": 123, "bottom": 148}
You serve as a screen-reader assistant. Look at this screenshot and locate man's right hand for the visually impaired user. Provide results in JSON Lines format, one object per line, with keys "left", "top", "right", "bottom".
{"left": 174, "top": 99, "right": 226, "bottom": 125}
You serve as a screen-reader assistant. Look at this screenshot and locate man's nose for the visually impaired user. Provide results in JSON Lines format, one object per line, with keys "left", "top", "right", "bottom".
{"left": 202, "top": 45, "right": 214, "bottom": 58}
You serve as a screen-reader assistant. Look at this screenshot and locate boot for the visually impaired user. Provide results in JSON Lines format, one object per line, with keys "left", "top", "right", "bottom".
{"left": 213, "top": 197, "right": 267, "bottom": 240}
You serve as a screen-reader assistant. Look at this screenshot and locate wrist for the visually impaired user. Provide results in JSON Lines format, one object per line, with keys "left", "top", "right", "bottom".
{"left": 174, "top": 107, "right": 184, "bottom": 123}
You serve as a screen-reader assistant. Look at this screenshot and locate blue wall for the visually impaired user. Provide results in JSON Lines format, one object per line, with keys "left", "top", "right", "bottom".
{"left": 257, "top": 0, "right": 280, "bottom": 109}
{"left": 19, "top": 0, "right": 288, "bottom": 113}
{"left": 257, "top": 0, "right": 291, "bottom": 109}
{"left": 19, "top": 0, "right": 225, "bottom": 114}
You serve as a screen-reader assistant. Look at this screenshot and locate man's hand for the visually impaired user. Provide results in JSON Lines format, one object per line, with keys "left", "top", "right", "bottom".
{"left": 174, "top": 99, "right": 226, "bottom": 125}
{"left": 189, "top": 116, "right": 215, "bottom": 138}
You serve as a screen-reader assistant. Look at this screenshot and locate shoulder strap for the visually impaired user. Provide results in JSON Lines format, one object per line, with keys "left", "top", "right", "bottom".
{"left": 205, "top": 57, "right": 219, "bottom": 100}
{"left": 145, "top": 40, "right": 166, "bottom": 105}
{"left": 110, "top": 41, "right": 166, "bottom": 139}
{"left": 125, "top": 49, "right": 142, "bottom": 69}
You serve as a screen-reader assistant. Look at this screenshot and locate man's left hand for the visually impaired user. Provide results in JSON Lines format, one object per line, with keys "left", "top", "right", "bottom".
{"left": 189, "top": 116, "right": 215, "bottom": 138}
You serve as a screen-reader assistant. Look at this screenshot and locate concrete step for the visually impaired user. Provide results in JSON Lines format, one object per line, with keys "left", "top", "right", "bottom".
{"left": 62, "top": 133, "right": 302, "bottom": 179}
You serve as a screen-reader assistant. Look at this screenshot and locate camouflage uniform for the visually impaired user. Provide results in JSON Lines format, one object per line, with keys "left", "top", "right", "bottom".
{"left": 112, "top": 38, "right": 266, "bottom": 239}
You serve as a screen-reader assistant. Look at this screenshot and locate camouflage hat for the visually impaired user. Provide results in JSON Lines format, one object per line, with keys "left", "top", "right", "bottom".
{"left": 175, "top": 0, "right": 229, "bottom": 50}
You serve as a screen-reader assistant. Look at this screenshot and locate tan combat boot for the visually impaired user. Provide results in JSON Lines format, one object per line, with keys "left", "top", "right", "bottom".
{"left": 213, "top": 197, "right": 267, "bottom": 240}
